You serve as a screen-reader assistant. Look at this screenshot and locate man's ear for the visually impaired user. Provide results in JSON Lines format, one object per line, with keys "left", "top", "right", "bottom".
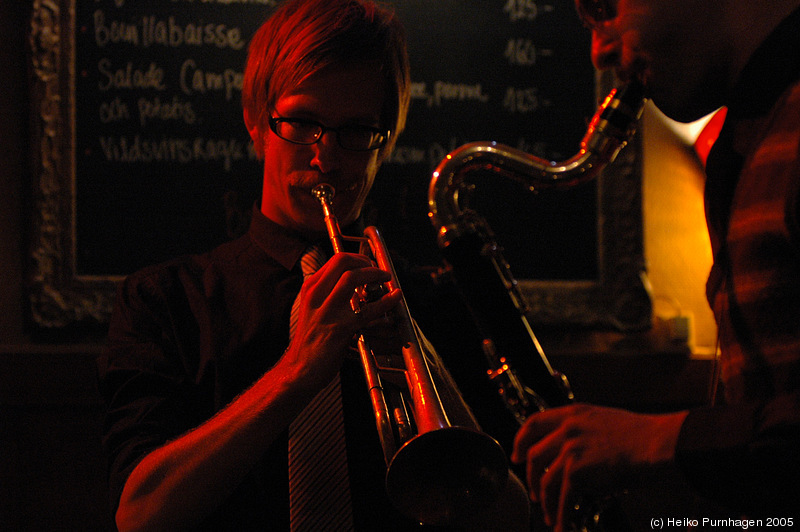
{"left": 243, "top": 107, "right": 266, "bottom": 158}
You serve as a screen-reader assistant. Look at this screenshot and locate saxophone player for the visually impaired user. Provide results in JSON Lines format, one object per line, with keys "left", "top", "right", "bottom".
{"left": 513, "top": 0, "right": 800, "bottom": 530}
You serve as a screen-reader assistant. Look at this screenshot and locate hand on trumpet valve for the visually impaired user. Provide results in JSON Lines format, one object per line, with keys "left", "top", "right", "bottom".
{"left": 285, "top": 252, "right": 403, "bottom": 390}
{"left": 351, "top": 282, "right": 409, "bottom": 362}
{"left": 351, "top": 281, "right": 389, "bottom": 314}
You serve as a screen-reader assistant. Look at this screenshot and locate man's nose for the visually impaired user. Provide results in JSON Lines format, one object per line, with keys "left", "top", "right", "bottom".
{"left": 310, "top": 131, "right": 341, "bottom": 173}
{"left": 590, "top": 28, "right": 621, "bottom": 71}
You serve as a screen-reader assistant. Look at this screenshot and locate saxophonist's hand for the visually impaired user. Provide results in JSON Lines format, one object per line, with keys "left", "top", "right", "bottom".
{"left": 510, "top": 403, "right": 687, "bottom": 532}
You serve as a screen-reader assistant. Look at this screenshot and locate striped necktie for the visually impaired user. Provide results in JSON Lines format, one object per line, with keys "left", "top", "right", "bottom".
{"left": 288, "top": 245, "right": 354, "bottom": 531}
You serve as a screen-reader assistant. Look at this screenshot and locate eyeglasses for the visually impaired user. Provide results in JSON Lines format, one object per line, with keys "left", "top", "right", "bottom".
{"left": 268, "top": 116, "right": 390, "bottom": 152}
{"left": 576, "top": 0, "right": 617, "bottom": 30}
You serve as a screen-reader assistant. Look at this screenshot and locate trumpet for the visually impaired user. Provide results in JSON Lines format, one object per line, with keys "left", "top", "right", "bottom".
{"left": 311, "top": 183, "right": 509, "bottom": 527}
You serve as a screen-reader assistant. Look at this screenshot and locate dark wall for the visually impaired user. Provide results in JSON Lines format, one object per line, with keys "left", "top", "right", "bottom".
{"left": 0, "top": 2, "right": 114, "bottom": 530}
{"left": 0, "top": 0, "right": 30, "bottom": 342}
{"left": 0, "top": 347, "right": 114, "bottom": 531}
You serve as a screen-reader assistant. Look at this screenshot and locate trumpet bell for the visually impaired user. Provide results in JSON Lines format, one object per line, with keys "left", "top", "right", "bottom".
{"left": 385, "top": 426, "right": 508, "bottom": 526}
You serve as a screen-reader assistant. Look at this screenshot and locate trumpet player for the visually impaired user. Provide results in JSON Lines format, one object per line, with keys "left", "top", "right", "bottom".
{"left": 98, "top": 0, "right": 528, "bottom": 530}
{"left": 513, "top": 0, "right": 800, "bottom": 530}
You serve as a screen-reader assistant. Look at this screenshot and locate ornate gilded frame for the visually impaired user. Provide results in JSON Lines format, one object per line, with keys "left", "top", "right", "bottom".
{"left": 27, "top": 1, "right": 650, "bottom": 331}
{"left": 29, "top": 0, "right": 118, "bottom": 328}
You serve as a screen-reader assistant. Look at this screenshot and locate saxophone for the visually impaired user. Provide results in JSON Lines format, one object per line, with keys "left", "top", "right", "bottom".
{"left": 428, "top": 82, "right": 646, "bottom": 531}
{"left": 427, "top": 80, "right": 645, "bottom": 418}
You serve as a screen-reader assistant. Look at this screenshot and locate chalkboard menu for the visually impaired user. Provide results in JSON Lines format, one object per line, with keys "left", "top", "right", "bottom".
{"left": 73, "top": 0, "right": 595, "bottom": 277}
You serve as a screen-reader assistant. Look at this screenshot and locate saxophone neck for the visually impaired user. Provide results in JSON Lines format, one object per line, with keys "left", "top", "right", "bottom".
{"left": 428, "top": 82, "right": 646, "bottom": 247}
{"left": 581, "top": 79, "right": 646, "bottom": 162}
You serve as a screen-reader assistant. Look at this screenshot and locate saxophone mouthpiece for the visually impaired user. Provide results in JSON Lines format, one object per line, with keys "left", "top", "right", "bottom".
{"left": 616, "top": 78, "right": 646, "bottom": 105}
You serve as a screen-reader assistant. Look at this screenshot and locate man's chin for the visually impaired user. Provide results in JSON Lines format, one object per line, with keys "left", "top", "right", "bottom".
{"left": 647, "top": 80, "right": 725, "bottom": 124}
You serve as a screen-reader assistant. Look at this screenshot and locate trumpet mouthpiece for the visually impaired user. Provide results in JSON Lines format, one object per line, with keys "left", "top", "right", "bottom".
{"left": 312, "top": 183, "right": 335, "bottom": 202}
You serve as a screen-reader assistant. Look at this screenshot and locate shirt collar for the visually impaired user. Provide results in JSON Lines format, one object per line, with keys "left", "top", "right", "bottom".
{"left": 247, "top": 204, "right": 365, "bottom": 271}
{"left": 248, "top": 206, "right": 312, "bottom": 271}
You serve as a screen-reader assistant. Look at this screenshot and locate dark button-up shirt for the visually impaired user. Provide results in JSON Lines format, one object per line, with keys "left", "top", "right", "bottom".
{"left": 676, "top": 6, "right": 800, "bottom": 515}
{"left": 98, "top": 207, "right": 477, "bottom": 530}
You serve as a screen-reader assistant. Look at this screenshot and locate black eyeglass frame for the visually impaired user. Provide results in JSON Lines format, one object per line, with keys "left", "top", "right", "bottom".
{"left": 576, "top": 0, "right": 617, "bottom": 29}
{"left": 268, "top": 115, "right": 390, "bottom": 152}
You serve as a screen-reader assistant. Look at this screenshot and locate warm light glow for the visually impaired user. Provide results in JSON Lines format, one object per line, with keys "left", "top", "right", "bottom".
{"left": 643, "top": 104, "right": 717, "bottom": 353}
{"left": 659, "top": 108, "right": 723, "bottom": 153}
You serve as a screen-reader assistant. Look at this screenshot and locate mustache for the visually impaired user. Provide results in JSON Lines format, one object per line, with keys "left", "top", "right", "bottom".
{"left": 290, "top": 174, "right": 360, "bottom": 195}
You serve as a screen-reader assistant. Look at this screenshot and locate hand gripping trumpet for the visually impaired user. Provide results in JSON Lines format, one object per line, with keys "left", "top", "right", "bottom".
{"left": 311, "top": 183, "right": 508, "bottom": 526}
